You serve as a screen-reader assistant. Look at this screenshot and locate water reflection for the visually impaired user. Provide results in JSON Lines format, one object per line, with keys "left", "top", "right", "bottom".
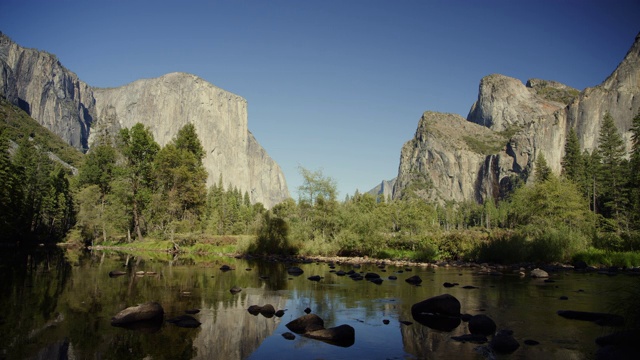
{"left": 0, "top": 249, "right": 636, "bottom": 359}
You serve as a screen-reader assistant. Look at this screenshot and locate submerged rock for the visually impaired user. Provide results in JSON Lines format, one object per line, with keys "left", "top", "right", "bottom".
{"left": 405, "top": 275, "right": 423, "bottom": 285}
{"left": 490, "top": 329, "right": 520, "bottom": 353}
{"left": 287, "top": 267, "right": 304, "bottom": 275}
{"left": 230, "top": 286, "right": 242, "bottom": 294}
{"left": 286, "top": 314, "right": 325, "bottom": 334}
{"left": 468, "top": 315, "right": 497, "bottom": 336}
{"left": 557, "top": 310, "right": 625, "bottom": 326}
{"left": 411, "top": 294, "right": 461, "bottom": 317}
{"left": 108, "top": 270, "right": 126, "bottom": 277}
{"left": 111, "top": 302, "right": 164, "bottom": 326}
{"left": 166, "top": 315, "right": 201, "bottom": 328}
{"left": 530, "top": 268, "right": 549, "bottom": 278}
{"left": 305, "top": 324, "right": 355, "bottom": 347}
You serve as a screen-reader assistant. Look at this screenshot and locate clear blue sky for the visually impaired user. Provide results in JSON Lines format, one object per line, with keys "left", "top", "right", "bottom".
{"left": 1, "top": 0, "right": 639, "bottom": 199}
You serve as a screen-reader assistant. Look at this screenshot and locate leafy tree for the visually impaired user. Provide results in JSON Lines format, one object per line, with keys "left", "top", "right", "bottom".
{"left": 297, "top": 166, "right": 337, "bottom": 204}
{"left": 118, "top": 123, "right": 159, "bottom": 241}
{"left": 78, "top": 142, "right": 116, "bottom": 241}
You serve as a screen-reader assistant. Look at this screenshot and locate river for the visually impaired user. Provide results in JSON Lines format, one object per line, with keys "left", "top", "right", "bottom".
{"left": 0, "top": 247, "right": 636, "bottom": 359}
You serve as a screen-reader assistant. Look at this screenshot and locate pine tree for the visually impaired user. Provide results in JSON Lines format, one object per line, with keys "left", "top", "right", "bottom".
{"left": 562, "top": 128, "right": 584, "bottom": 182}
{"left": 535, "top": 153, "right": 552, "bottom": 182}
{"left": 596, "top": 113, "right": 627, "bottom": 223}
{"left": 0, "top": 131, "right": 18, "bottom": 236}
{"left": 629, "top": 111, "right": 640, "bottom": 228}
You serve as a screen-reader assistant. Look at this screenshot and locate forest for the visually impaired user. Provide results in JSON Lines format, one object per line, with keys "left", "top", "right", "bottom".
{"left": 2, "top": 97, "right": 640, "bottom": 266}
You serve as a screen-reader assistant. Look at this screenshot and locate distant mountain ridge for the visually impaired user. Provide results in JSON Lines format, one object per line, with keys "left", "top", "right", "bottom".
{"left": 0, "top": 32, "right": 289, "bottom": 208}
{"left": 392, "top": 32, "right": 640, "bottom": 203}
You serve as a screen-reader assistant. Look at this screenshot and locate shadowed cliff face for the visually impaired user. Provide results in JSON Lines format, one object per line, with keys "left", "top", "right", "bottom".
{"left": 0, "top": 32, "right": 289, "bottom": 208}
{"left": 394, "top": 33, "right": 640, "bottom": 204}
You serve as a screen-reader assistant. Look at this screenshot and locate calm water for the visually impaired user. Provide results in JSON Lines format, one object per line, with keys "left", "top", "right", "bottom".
{"left": 0, "top": 247, "right": 637, "bottom": 360}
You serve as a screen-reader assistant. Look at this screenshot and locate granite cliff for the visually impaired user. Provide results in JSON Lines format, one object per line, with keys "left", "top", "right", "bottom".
{"left": 393, "top": 32, "right": 640, "bottom": 203}
{"left": 0, "top": 32, "right": 289, "bottom": 208}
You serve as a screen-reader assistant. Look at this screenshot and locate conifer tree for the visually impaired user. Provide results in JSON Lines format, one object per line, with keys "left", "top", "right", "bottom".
{"left": 562, "top": 128, "right": 583, "bottom": 182}
{"left": 596, "top": 113, "right": 627, "bottom": 222}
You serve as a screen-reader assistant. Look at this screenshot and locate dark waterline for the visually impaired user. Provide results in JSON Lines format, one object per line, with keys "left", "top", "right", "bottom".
{"left": 0, "top": 248, "right": 635, "bottom": 359}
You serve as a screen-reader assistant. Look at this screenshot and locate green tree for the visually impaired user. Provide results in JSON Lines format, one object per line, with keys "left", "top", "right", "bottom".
{"left": 78, "top": 142, "right": 116, "bottom": 242}
{"left": 629, "top": 111, "right": 640, "bottom": 229}
{"left": 0, "top": 131, "right": 18, "bottom": 236}
{"left": 118, "top": 123, "right": 159, "bottom": 241}
{"left": 596, "top": 113, "right": 627, "bottom": 224}
{"left": 534, "top": 153, "right": 552, "bottom": 182}
{"left": 562, "top": 128, "right": 584, "bottom": 182}
{"left": 297, "top": 166, "right": 337, "bottom": 204}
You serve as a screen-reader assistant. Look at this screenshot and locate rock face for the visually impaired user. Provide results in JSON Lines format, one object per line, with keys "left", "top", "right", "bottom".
{"left": 0, "top": 32, "right": 95, "bottom": 151}
{"left": 393, "top": 33, "right": 640, "bottom": 204}
{"left": 0, "top": 32, "right": 289, "bottom": 208}
{"left": 367, "top": 178, "right": 396, "bottom": 202}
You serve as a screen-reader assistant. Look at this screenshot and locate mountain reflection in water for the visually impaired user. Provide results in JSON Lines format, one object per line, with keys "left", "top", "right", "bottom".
{"left": 0, "top": 248, "right": 636, "bottom": 359}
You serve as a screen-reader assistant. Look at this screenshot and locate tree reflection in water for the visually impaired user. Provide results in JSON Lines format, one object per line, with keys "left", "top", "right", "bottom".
{"left": 0, "top": 249, "right": 634, "bottom": 359}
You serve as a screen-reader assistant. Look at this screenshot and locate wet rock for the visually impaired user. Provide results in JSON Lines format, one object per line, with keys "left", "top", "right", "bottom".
{"left": 559, "top": 296, "right": 569, "bottom": 300}
{"left": 524, "top": 339, "right": 540, "bottom": 345}
{"left": 166, "top": 315, "right": 201, "bottom": 328}
{"left": 460, "top": 313, "right": 473, "bottom": 322}
{"left": 247, "top": 305, "right": 262, "bottom": 316}
{"left": 305, "top": 324, "right": 355, "bottom": 347}
{"left": 304, "top": 307, "right": 312, "bottom": 314}
{"left": 383, "top": 319, "right": 390, "bottom": 325}
{"left": 275, "top": 310, "right": 285, "bottom": 317}
{"left": 282, "top": 332, "right": 296, "bottom": 340}
{"left": 108, "top": 270, "right": 126, "bottom": 277}
{"left": 462, "top": 285, "right": 478, "bottom": 289}
{"left": 443, "top": 282, "right": 456, "bottom": 288}
{"left": 411, "top": 294, "right": 461, "bottom": 317}
{"left": 468, "top": 315, "right": 497, "bottom": 336}
{"left": 557, "top": 310, "right": 625, "bottom": 326}
{"left": 490, "top": 330, "right": 520, "bottom": 353}
{"left": 111, "top": 302, "right": 164, "bottom": 326}
{"left": 286, "top": 314, "right": 325, "bottom": 334}
{"left": 336, "top": 270, "right": 346, "bottom": 276}
{"left": 220, "top": 265, "right": 233, "bottom": 271}
{"left": 260, "top": 304, "right": 276, "bottom": 317}
{"left": 308, "top": 275, "right": 322, "bottom": 281}
{"left": 405, "top": 275, "right": 422, "bottom": 285}
{"left": 230, "top": 286, "right": 242, "bottom": 294}
{"left": 185, "top": 309, "right": 200, "bottom": 314}
{"left": 369, "top": 278, "right": 383, "bottom": 285}
{"left": 287, "top": 266, "right": 304, "bottom": 275}
{"left": 247, "top": 304, "right": 276, "bottom": 317}
{"left": 451, "top": 334, "right": 488, "bottom": 343}
{"left": 530, "top": 268, "right": 549, "bottom": 278}
{"left": 364, "top": 272, "right": 380, "bottom": 280}
{"left": 388, "top": 275, "right": 397, "bottom": 280}
{"left": 399, "top": 320, "right": 413, "bottom": 325}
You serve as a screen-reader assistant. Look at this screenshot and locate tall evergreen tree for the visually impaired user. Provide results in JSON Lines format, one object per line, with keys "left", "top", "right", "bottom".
{"left": 562, "top": 128, "right": 584, "bottom": 182}
{"left": 629, "top": 111, "right": 640, "bottom": 228}
{"left": 596, "top": 113, "right": 627, "bottom": 223}
{"left": 534, "top": 153, "right": 552, "bottom": 182}
{"left": 0, "top": 131, "right": 18, "bottom": 236}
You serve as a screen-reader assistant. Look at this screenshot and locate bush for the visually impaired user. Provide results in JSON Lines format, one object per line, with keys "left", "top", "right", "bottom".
{"left": 248, "top": 212, "right": 297, "bottom": 256}
{"left": 475, "top": 231, "right": 528, "bottom": 264}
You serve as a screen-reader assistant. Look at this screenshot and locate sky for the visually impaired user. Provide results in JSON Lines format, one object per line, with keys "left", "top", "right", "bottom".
{"left": 1, "top": 0, "right": 639, "bottom": 200}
